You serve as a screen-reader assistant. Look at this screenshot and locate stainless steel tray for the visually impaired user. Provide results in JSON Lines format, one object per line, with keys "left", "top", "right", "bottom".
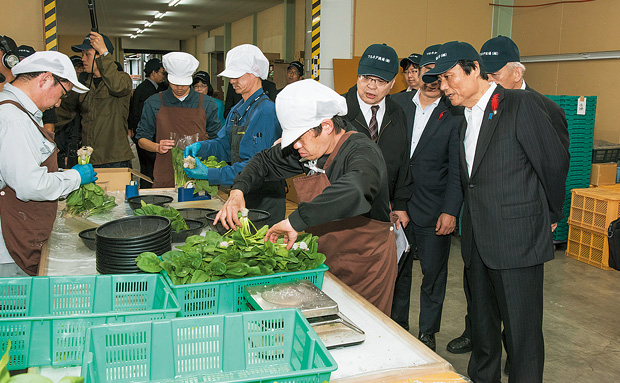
{"left": 244, "top": 279, "right": 339, "bottom": 318}
{"left": 309, "top": 312, "right": 366, "bottom": 349}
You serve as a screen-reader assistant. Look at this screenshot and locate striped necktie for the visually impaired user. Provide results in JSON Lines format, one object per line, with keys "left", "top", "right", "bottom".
{"left": 369, "top": 105, "right": 379, "bottom": 142}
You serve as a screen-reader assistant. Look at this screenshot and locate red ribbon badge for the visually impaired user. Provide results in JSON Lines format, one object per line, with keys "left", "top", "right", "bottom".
{"left": 438, "top": 111, "right": 445, "bottom": 120}
{"left": 491, "top": 93, "right": 499, "bottom": 115}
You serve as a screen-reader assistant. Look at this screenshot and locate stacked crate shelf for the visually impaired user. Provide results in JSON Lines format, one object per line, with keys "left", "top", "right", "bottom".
{"left": 566, "top": 187, "right": 620, "bottom": 269}
{"left": 545, "top": 95, "right": 597, "bottom": 242}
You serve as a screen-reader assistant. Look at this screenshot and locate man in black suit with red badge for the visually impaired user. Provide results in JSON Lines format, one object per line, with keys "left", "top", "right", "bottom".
{"left": 422, "top": 41, "right": 568, "bottom": 383}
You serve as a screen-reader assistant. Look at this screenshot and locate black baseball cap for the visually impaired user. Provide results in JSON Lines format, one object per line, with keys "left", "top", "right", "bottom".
{"left": 479, "top": 35, "right": 520, "bottom": 74}
{"left": 400, "top": 53, "right": 421, "bottom": 69}
{"left": 288, "top": 61, "right": 304, "bottom": 76}
{"left": 193, "top": 70, "right": 211, "bottom": 84}
{"left": 144, "top": 58, "right": 163, "bottom": 75}
{"left": 419, "top": 44, "right": 442, "bottom": 67}
{"left": 422, "top": 41, "right": 483, "bottom": 83}
{"left": 17, "top": 45, "right": 35, "bottom": 59}
{"left": 69, "top": 55, "right": 83, "bottom": 67}
{"left": 358, "top": 43, "right": 399, "bottom": 82}
{"left": 72, "top": 33, "right": 114, "bottom": 54}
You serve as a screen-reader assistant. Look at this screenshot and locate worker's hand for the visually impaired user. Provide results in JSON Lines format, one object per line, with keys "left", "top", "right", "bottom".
{"left": 392, "top": 210, "right": 409, "bottom": 229}
{"left": 184, "top": 142, "right": 202, "bottom": 158}
{"left": 158, "top": 139, "right": 175, "bottom": 154}
{"left": 551, "top": 222, "right": 558, "bottom": 232}
{"left": 436, "top": 213, "right": 456, "bottom": 235}
{"left": 88, "top": 32, "right": 108, "bottom": 56}
{"left": 215, "top": 189, "right": 245, "bottom": 230}
{"left": 72, "top": 164, "right": 98, "bottom": 185}
{"left": 265, "top": 219, "right": 299, "bottom": 250}
{"left": 183, "top": 158, "right": 209, "bottom": 180}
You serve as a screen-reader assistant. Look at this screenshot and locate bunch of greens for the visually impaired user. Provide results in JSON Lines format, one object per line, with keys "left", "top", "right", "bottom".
{"left": 171, "top": 147, "right": 227, "bottom": 196}
{"left": 133, "top": 201, "right": 189, "bottom": 233}
{"left": 136, "top": 217, "right": 326, "bottom": 285}
{"left": 64, "top": 147, "right": 116, "bottom": 217}
{"left": 1, "top": 340, "right": 82, "bottom": 383}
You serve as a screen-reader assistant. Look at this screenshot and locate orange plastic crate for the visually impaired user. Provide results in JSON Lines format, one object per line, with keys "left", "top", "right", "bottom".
{"left": 566, "top": 224, "right": 613, "bottom": 270}
{"left": 567, "top": 188, "right": 620, "bottom": 234}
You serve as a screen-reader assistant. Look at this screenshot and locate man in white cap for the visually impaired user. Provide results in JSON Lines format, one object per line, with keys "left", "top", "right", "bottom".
{"left": 56, "top": 31, "right": 133, "bottom": 168}
{"left": 0, "top": 51, "right": 96, "bottom": 277}
{"left": 214, "top": 79, "right": 398, "bottom": 315}
{"left": 184, "top": 44, "right": 285, "bottom": 227}
{"left": 135, "top": 52, "right": 221, "bottom": 188}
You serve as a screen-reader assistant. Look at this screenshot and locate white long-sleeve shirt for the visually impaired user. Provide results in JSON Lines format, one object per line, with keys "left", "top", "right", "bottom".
{"left": 0, "top": 83, "right": 81, "bottom": 263}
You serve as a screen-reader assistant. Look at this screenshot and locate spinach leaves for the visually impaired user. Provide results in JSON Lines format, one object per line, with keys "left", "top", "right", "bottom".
{"left": 133, "top": 201, "right": 189, "bottom": 233}
{"left": 136, "top": 229, "right": 326, "bottom": 285}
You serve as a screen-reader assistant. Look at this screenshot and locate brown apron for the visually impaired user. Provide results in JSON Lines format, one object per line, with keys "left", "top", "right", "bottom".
{"left": 293, "top": 132, "right": 398, "bottom": 315}
{"left": 0, "top": 100, "right": 59, "bottom": 276}
{"left": 152, "top": 93, "right": 208, "bottom": 188}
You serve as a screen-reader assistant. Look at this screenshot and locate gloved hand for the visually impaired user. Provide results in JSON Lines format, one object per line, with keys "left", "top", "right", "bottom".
{"left": 184, "top": 142, "right": 202, "bottom": 159}
{"left": 72, "top": 164, "right": 98, "bottom": 185}
{"left": 184, "top": 158, "right": 209, "bottom": 180}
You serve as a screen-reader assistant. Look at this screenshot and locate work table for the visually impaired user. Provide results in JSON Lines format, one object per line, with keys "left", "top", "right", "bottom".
{"left": 38, "top": 188, "right": 464, "bottom": 382}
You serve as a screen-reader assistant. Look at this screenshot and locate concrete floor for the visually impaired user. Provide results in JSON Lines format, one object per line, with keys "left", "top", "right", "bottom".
{"left": 404, "top": 236, "right": 620, "bottom": 382}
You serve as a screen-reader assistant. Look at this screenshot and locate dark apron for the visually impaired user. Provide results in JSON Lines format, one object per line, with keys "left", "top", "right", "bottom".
{"left": 152, "top": 93, "right": 208, "bottom": 188}
{"left": 230, "top": 93, "right": 285, "bottom": 227}
{"left": 293, "top": 132, "right": 398, "bottom": 315}
{"left": 0, "top": 101, "right": 59, "bottom": 276}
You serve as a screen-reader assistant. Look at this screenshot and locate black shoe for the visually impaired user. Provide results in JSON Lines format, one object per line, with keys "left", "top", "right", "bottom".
{"left": 446, "top": 335, "right": 472, "bottom": 354}
{"left": 418, "top": 332, "right": 436, "bottom": 352}
{"left": 504, "top": 355, "right": 510, "bottom": 376}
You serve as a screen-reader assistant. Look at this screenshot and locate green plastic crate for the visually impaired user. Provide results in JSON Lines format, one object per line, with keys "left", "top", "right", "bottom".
{"left": 163, "top": 264, "right": 328, "bottom": 317}
{"left": 81, "top": 308, "right": 337, "bottom": 383}
{"left": 0, "top": 274, "right": 180, "bottom": 370}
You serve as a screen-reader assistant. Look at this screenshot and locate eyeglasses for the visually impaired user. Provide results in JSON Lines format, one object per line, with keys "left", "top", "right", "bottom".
{"left": 52, "top": 74, "right": 69, "bottom": 100}
{"left": 193, "top": 83, "right": 208, "bottom": 90}
{"left": 403, "top": 69, "right": 419, "bottom": 76}
{"left": 359, "top": 75, "right": 388, "bottom": 87}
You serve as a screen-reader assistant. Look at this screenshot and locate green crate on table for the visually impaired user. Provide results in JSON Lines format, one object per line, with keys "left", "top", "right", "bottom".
{"left": 81, "top": 308, "right": 338, "bottom": 383}
{"left": 163, "top": 264, "right": 328, "bottom": 317}
{"left": 0, "top": 274, "right": 179, "bottom": 370}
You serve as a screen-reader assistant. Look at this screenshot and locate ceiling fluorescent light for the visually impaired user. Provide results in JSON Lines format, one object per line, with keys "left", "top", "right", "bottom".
{"left": 169, "top": 0, "right": 181, "bottom": 7}
{"left": 136, "top": 29, "right": 144, "bottom": 34}
{"left": 144, "top": 21, "right": 153, "bottom": 27}
{"left": 130, "top": 35, "right": 137, "bottom": 39}
{"left": 155, "top": 11, "right": 167, "bottom": 19}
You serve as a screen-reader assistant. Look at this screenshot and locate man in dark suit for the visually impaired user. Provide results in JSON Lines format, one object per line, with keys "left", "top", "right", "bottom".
{"left": 128, "top": 58, "right": 166, "bottom": 187}
{"left": 422, "top": 41, "right": 569, "bottom": 383}
{"left": 447, "top": 36, "right": 571, "bottom": 374}
{"left": 391, "top": 45, "right": 464, "bottom": 351}
{"left": 342, "top": 43, "right": 412, "bottom": 228}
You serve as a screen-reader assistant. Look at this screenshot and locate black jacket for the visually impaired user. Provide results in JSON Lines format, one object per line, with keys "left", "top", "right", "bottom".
{"left": 128, "top": 79, "right": 162, "bottom": 137}
{"left": 392, "top": 93, "right": 464, "bottom": 227}
{"left": 343, "top": 86, "right": 412, "bottom": 211}
{"left": 525, "top": 84, "right": 570, "bottom": 157}
{"left": 459, "top": 86, "right": 569, "bottom": 269}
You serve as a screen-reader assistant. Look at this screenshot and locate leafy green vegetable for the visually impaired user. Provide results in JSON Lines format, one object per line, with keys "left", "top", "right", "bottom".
{"left": 133, "top": 201, "right": 189, "bottom": 233}
{"left": 64, "top": 147, "right": 116, "bottom": 217}
{"left": 171, "top": 148, "right": 226, "bottom": 196}
{"left": 135, "top": 215, "right": 326, "bottom": 285}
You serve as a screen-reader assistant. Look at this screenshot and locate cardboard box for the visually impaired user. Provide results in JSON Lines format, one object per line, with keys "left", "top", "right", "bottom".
{"left": 95, "top": 168, "right": 152, "bottom": 191}
{"left": 590, "top": 163, "right": 618, "bottom": 186}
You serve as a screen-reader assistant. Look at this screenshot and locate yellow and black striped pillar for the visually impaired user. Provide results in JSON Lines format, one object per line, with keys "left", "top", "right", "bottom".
{"left": 311, "top": 0, "right": 320, "bottom": 80}
{"left": 44, "top": 0, "right": 58, "bottom": 51}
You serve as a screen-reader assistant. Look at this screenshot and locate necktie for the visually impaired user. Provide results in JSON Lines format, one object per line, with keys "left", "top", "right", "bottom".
{"left": 369, "top": 105, "right": 379, "bottom": 142}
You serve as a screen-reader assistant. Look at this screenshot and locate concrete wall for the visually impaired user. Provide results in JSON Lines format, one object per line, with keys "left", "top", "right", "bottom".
{"left": 3, "top": 0, "right": 45, "bottom": 50}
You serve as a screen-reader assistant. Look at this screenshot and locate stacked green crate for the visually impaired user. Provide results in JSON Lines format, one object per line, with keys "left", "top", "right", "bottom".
{"left": 546, "top": 95, "right": 597, "bottom": 242}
